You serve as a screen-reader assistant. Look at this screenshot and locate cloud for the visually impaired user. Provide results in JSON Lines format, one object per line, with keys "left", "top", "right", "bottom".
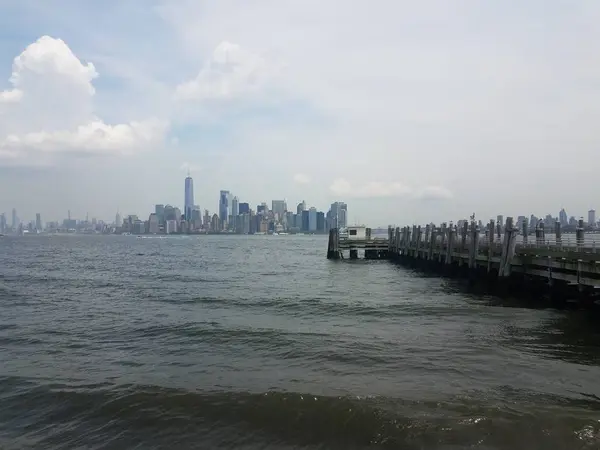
{"left": 329, "top": 177, "right": 453, "bottom": 201}
{"left": 174, "top": 41, "right": 279, "bottom": 102}
{"left": 416, "top": 185, "right": 454, "bottom": 200}
{"left": 330, "top": 178, "right": 413, "bottom": 198}
{"left": 0, "top": 35, "right": 167, "bottom": 165}
{"left": 1, "top": 120, "right": 167, "bottom": 156}
{"left": 293, "top": 173, "right": 311, "bottom": 184}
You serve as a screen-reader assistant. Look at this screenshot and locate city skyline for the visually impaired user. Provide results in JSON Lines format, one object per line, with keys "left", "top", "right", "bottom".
{"left": 1, "top": 173, "right": 598, "bottom": 234}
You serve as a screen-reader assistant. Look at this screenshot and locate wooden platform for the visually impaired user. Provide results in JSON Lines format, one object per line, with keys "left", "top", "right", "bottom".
{"left": 327, "top": 218, "right": 600, "bottom": 294}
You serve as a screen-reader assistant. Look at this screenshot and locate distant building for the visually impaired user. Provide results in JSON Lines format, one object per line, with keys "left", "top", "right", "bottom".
{"left": 308, "top": 207, "right": 317, "bottom": 232}
{"left": 232, "top": 196, "right": 239, "bottom": 219}
{"left": 239, "top": 202, "right": 250, "bottom": 215}
{"left": 211, "top": 214, "right": 220, "bottom": 232}
{"left": 272, "top": 200, "right": 286, "bottom": 219}
{"left": 296, "top": 201, "right": 306, "bottom": 215}
{"left": 166, "top": 220, "right": 178, "bottom": 234}
{"left": 316, "top": 211, "right": 325, "bottom": 232}
{"left": 589, "top": 210, "right": 596, "bottom": 228}
{"left": 35, "top": 213, "right": 42, "bottom": 231}
{"left": 184, "top": 176, "right": 194, "bottom": 221}
{"left": 148, "top": 213, "right": 159, "bottom": 234}
{"left": 219, "top": 190, "right": 230, "bottom": 226}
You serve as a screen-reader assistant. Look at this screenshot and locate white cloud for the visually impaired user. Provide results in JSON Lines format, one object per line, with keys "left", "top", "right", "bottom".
{"left": 0, "top": 89, "right": 22, "bottom": 103}
{"left": 330, "top": 178, "right": 413, "bottom": 198}
{"left": 293, "top": 173, "right": 311, "bottom": 184}
{"left": 1, "top": 119, "right": 167, "bottom": 156}
{"left": 174, "top": 41, "right": 279, "bottom": 101}
{"left": 330, "top": 178, "right": 452, "bottom": 201}
{"left": 0, "top": 35, "right": 167, "bottom": 165}
{"left": 416, "top": 186, "right": 454, "bottom": 201}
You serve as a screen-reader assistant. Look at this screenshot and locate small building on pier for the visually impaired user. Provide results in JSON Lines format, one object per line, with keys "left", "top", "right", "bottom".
{"left": 346, "top": 226, "right": 367, "bottom": 240}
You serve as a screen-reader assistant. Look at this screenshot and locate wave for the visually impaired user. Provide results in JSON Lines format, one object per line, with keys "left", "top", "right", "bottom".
{"left": 1, "top": 379, "right": 599, "bottom": 449}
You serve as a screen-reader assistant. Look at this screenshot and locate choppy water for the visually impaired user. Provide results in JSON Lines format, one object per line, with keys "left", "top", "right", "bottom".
{"left": 1, "top": 235, "right": 600, "bottom": 449}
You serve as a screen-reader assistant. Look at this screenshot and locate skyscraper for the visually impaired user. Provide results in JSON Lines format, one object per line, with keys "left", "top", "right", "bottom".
{"left": 12, "top": 208, "right": 17, "bottom": 229}
{"left": 184, "top": 175, "right": 194, "bottom": 221}
{"left": 589, "top": 210, "right": 596, "bottom": 228}
{"left": 232, "top": 196, "right": 239, "bottom": 217}
{"left": 308, "top": 207, "right": 317, "bottom": 232}
{"left": 272, "top": 200, "right": 286, "bottom": 218}
{"left": 219, "top": 190, "right": 230, "bottom": 224}
{"left": 35, "top": 213, "right": 42, "bottom": 231}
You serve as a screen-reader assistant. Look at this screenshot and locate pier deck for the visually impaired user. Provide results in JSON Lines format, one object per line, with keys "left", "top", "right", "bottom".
{"left": 327, "top": 218, "right": 600, "bottom": 302}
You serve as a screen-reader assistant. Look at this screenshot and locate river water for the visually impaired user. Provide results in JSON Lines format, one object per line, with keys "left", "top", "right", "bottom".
{"left": 1, "top": 234, "right": 600, "bottom": 449}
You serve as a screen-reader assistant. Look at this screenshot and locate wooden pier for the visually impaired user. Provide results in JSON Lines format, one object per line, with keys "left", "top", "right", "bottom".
{"left": 327, "top": 219, "right": 600, "bottom": 304}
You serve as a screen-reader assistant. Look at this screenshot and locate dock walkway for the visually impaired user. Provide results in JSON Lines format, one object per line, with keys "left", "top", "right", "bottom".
{"left": 327, "top": 218, "right": 600, "bottom": 302}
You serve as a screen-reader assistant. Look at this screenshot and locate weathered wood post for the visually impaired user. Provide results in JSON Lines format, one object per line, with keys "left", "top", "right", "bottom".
{"left": 535, "top": 221, "right": 545, "bottom": 246}
{"left": 395, "top": 227, "right": 400, "bottom": 256}
{"left": 438, "top": 223, "right": 447, "bottom": 263}
{"left": 498, "top": 217, "right": 517, "bottom": 277}
{"left": 388, "top": 226, "right": 393, "bottom": 254}
{"left": 576, "top": 219, "right": 585, "bottom": 250}
{"left": 404, "top": 226, "right": 411, "bottom": 254}
{"left": 445, "top": 224, "right": 455, "bottom": 265}
{"left": 327, "top": 228, "right": 340, "bottom": 259}
{"left": 555, "top": 221, "right": 561, "bottom": 246}
{"left": 411, "top": 225, "right": 417, "bottom": 256}
{"left": 461, "top": 221, "right": 468, "bottom": 253}
{"left": 487, "top": 219, "right": 495, "bottom": 272}
{"left": 468, "top": 221, "right": 480, "bottom": 269}
{"left": 424, "top": 224, "right": 431, "bottom": 247}
{"left": 496, "top": 221, "right": 502, "bottom": 240}
{"left": 428, "top": 226, "right": 437, "bottom": 260}
{"left": 415, "top": 226, "right": 422, "bottom": 259}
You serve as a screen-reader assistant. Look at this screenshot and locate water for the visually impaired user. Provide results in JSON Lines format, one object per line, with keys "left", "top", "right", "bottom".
{"left": 1, "top": 235, "right": 600, "bottom": 449}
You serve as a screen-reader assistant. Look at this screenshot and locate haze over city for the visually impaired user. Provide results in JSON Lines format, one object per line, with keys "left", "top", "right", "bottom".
{"left": 1, "top": 2, "right": 600, "bottom": 225}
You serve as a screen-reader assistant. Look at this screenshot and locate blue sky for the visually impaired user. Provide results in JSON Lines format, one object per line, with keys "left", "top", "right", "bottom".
{"left": 1, "top": 1, "right": 600, "bottom": 225}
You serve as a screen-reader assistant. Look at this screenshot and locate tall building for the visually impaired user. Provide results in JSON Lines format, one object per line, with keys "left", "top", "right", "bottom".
{"left": 35, "top": 213, "right": 42, "bottom": 231}
{"left": 297, "top": 201, "right": 306, "bottom": 215}
{"left": 316, "top": 211, "right": 325, "bottom": 232}
{"left": 184, "top": 175, "right": 194, "bottom": 221}
{"left": 219, "top": 190, "right": 230, "bottom": 224}
{"left": 115, "top": 211, "right": 122, "bottom": 228}
{"left": 272, "top": 200, "right": 287, "bottom": 219}
{"left": 11, "top": 208, "right": 17, "bottom": 229}
{"left": 559, "top": 208, "right": 568, "bottom": 226}
{"left": 0, "top": 213, "right": 5, "bottom": 233}
{"left": 239, "top": 202, "right": 250, "bottom": 215}
{"left": 308, "top": 207, "right": 317, "bottom": 232}
{"left": 232, "top": 196, "right": 239, "bottom": 217}
{"left": 155, "top": 204, "right": 165, "bottom": 223}
{"left": 328, "top": 202, "right": 347, "bottom": 229}
{"left": 589, "top": 209, "right": 596, "bottom": 228}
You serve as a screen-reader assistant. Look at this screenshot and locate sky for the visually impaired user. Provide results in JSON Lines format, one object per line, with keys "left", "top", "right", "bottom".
{"left": 1, "top": 1, "right": 599, "bottom": 226}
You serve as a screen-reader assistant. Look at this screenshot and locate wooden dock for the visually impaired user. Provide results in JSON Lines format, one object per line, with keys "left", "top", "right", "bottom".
{"left": 327, "top": 219, "right": 600, "bottom": 304}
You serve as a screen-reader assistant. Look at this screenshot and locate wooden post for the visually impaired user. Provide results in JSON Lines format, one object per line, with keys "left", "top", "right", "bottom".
{"left": 404, "top": 226, "right": 410, "bottom": 253}
{"left": 469, "top": 222, "right": 480, "bottom": 268}
{"left": 498, "top": 217, "right": 517, "bottom": 277}
{"left": 461, "top": 221, "right": 468, "bottom": 252}
{"left": 395, "top": 227, "right": 400, "bottom": 255}
{"left": 428, "top": 227, "right": 436, "bottom": 260}
{"left": 576, "top": 219, "right": 584, "bottom": 249}
{"left": 555, "top": 221, "right": 561, "bottom": 246}
{"left": 388, "top": 226, "right": 393, "bottom": 253}
{"left": 445, "top": 225, "right": 455, "bottom": 264}
{"left": 415, "top": 226, "right": 422, "bottom": 259}
{"left": 438, "top": 223, "right": 447, "bottom": 263}
{"left": 327, "top": 228, "right": 340, "bottom": 259}
{"left": 424, "top": 224, "right": 431, "bottom": 247}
